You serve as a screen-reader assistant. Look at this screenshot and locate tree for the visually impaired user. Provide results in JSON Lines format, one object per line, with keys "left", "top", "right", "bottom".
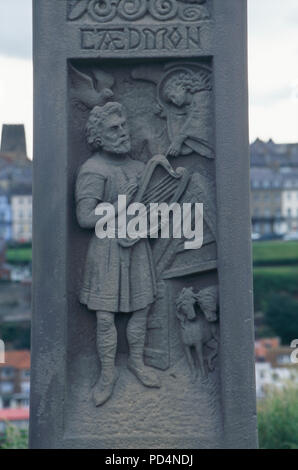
{"left": 0, "top": 424, "right": 28, "bottom": 449}
{"left": 265, "top": 293, "right": 298, "bottom": 345}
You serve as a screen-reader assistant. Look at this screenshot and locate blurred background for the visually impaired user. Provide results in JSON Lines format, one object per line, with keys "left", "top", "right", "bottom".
{"left": 0, "top": 0, "right": 297, "bottom": 449}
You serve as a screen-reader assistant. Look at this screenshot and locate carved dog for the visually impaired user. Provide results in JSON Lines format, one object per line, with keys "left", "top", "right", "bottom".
{"left": 176, "top": 286, "right": 219, "bottom": 381}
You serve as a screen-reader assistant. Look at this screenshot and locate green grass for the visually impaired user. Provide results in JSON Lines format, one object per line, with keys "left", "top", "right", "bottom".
{"left": 6, "top": 247, "right": 32, "bottom": 263}
{"left": 258, "top": 386, "right": 298, "bottom": 449}
{"left": 253, "top": 241, "right": 298, "bottom": 266}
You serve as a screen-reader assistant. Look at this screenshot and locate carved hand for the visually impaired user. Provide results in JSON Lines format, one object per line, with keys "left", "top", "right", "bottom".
{"left": 166, "top": 138, "right": 184, "bottom": 157}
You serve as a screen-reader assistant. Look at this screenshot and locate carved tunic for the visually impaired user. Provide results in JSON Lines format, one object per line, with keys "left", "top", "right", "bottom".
{"left": 75, "top": 154, "right": 157, "bottom": 313}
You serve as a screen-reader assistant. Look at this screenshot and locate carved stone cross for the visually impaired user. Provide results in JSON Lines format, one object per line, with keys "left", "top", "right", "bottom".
{"left": 30, "top": 0, "right": 258, "bottom": 449}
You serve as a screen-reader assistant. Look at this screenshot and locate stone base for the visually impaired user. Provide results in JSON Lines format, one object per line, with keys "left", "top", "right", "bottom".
{"left": 64, "top": 353, "right": 222, "bottom": 449}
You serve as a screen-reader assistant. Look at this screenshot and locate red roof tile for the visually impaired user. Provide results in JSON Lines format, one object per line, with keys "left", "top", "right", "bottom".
{"left": 0, "top": 408, "right": 29, "bottom": 421}
{"left": 0, "top": 350, "right": 30, "bottom": 370}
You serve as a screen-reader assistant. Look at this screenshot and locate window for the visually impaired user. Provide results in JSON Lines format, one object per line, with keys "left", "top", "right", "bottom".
{"left": 21, "top": 382, "right": 30, "bottom": 394}
{"left": 0, "top": 382, "right": 14, "bottom": 394}
{"left": 288, "top": 208, "right": 292, "bottom": 217}
{"left": 1, "top": 367, "right": 14, "bottom": 378}
{"left": 264, "top": 223, "right": 271, "bottom": 234}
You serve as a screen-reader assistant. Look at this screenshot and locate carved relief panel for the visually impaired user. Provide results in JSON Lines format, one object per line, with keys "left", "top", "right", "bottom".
{"left": 66, "top": 57, "right": 221, "bottom": 442}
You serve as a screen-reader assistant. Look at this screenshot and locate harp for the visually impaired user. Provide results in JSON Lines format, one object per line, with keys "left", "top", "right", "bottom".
{"left": 118, "top": 155, "right": 190, "bottom": 247}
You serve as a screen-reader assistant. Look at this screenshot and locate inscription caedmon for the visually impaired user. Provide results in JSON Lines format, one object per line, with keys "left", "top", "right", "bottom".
{"left": 80, "top": 24, "right": 202, "bottom": 52}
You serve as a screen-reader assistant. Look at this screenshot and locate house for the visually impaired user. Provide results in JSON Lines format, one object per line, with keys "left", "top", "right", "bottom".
{"left": 0, "top": 191, "right": 11, "bottom": 241}
{"left": 10, "top": 187, "right": 32, "bottom": 243}
{"left": 255, "top": 337, "right": 281, "bottom": 362}
{"left": 255, "top": 339, "right": 298, "bottom": 398}
{"left": 0, "top": 350, "right": 30, "bottom": 409}
{"left": 250, "top": 139, "right": 298, "bottom": 236}
{"left": 250, "top": 167, "right": 298, "bottom": 236}
{"left": 0, "top": 408, "right": 29, "bottom": 433}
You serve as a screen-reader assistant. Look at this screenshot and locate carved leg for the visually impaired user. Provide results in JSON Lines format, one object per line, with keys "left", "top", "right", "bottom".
{"left": 195, "top": 342, "right": 207, "bottom": 378}
{"left": 127, "top": 307, "right": 161, "bottom": 388}
{"left": 184, "top": 345, "right": 197, "bottom": 383}
{"left": 207, "top": 344, "right": 218, "bottom": 371}
{"left": 93, "top": 311, "right": 119, "bottom": 407}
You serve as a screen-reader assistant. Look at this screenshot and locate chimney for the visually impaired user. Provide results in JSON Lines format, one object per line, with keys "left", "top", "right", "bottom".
{"left": 0, "top": 124, "right": 28, "bottom": 163}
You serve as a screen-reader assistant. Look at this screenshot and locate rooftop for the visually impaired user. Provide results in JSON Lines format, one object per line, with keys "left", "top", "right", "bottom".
{"left": 250, "top": 139, "right": 298, "bottom": 168}
{"left": 0, "top": 350, "right": 30, "bottom": 370}
{"left": 0, "top": 408, "right": 29, "bottom": 422}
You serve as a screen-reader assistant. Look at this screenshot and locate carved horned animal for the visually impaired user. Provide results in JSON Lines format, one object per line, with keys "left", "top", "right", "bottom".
{"left": 176, "top": 286, "right": 219, "bottom": 381}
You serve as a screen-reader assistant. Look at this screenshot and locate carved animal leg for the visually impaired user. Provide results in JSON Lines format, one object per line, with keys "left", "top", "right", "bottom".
{"left": 208, "top": 346, "right": 217, "bottom": 370}
{"left": 127, "top": 307, "right": 161, "bottom": 388}
{"left": 93, "top": 311, "right": 119, "bottom": 407}
{"left": 207, "top": 343, "right": 218, "bottom": 371}
{"left": 195, "top": 342, "right": 207, "bottom": 378}
{"left": 184, "top": 345, "right": 197, "bottom": 382}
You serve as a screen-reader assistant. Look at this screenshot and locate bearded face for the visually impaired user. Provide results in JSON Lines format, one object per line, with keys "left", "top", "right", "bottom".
{"left": 99, "top": 112, "right": 131, "bottom": 155}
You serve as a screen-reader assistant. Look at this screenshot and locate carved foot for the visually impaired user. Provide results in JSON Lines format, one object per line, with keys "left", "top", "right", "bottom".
{"left": 127, "top": 360, "right": 161, "bottom": 388}
{"left": 92, "top": 369, "right": 119, "bottom": 407}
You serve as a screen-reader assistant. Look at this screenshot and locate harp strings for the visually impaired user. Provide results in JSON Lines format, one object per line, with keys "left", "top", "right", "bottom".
{"left": 141, "top": 173, "right": 178, "bottom": 205}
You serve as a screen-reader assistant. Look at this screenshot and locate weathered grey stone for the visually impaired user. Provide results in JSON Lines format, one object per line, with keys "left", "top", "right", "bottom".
{"left": 30, "top": 0, "right": 258, "bottom": 449}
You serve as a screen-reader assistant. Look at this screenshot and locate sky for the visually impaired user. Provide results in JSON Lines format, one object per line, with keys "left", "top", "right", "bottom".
{"left": 0, "top": 0, "right": 298, "bottom": 159}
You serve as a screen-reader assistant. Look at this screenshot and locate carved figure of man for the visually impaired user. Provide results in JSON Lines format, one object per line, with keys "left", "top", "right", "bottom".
{"left": 162, "top": 70, "right": 214, "bottom": 159}
{"left": 75, "top": 102, "right": 160, "bottom": 406}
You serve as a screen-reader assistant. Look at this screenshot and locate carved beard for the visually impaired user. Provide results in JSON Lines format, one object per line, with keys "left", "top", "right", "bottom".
{"left": 102, "top": 138, "right": 131, "bottom": 155}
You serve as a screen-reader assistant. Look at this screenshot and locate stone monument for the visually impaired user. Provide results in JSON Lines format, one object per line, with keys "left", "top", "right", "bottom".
{"left": 30, "top": 0, "right": 258, "bottom": 449}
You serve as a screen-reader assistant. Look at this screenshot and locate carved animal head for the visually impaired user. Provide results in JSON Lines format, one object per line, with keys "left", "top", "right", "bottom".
{"left": 70, "top": 64, "right": 115, "bottom": 110}
{"left": 196, "top": 286, "right": 218, "bottom": 322}
{"left": 176, "top": 287, "right": 197, "bottom": 322}
{"left": 176, "top": 286, "right": 219, "bottom": 323}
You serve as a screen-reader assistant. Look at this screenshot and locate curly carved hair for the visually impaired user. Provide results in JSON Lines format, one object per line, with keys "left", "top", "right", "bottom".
{"left": 163, "top": 71, "right": 211, "bottom": 102}
{"left": 85, "top": 102, "right": 124, "bottom": 150}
